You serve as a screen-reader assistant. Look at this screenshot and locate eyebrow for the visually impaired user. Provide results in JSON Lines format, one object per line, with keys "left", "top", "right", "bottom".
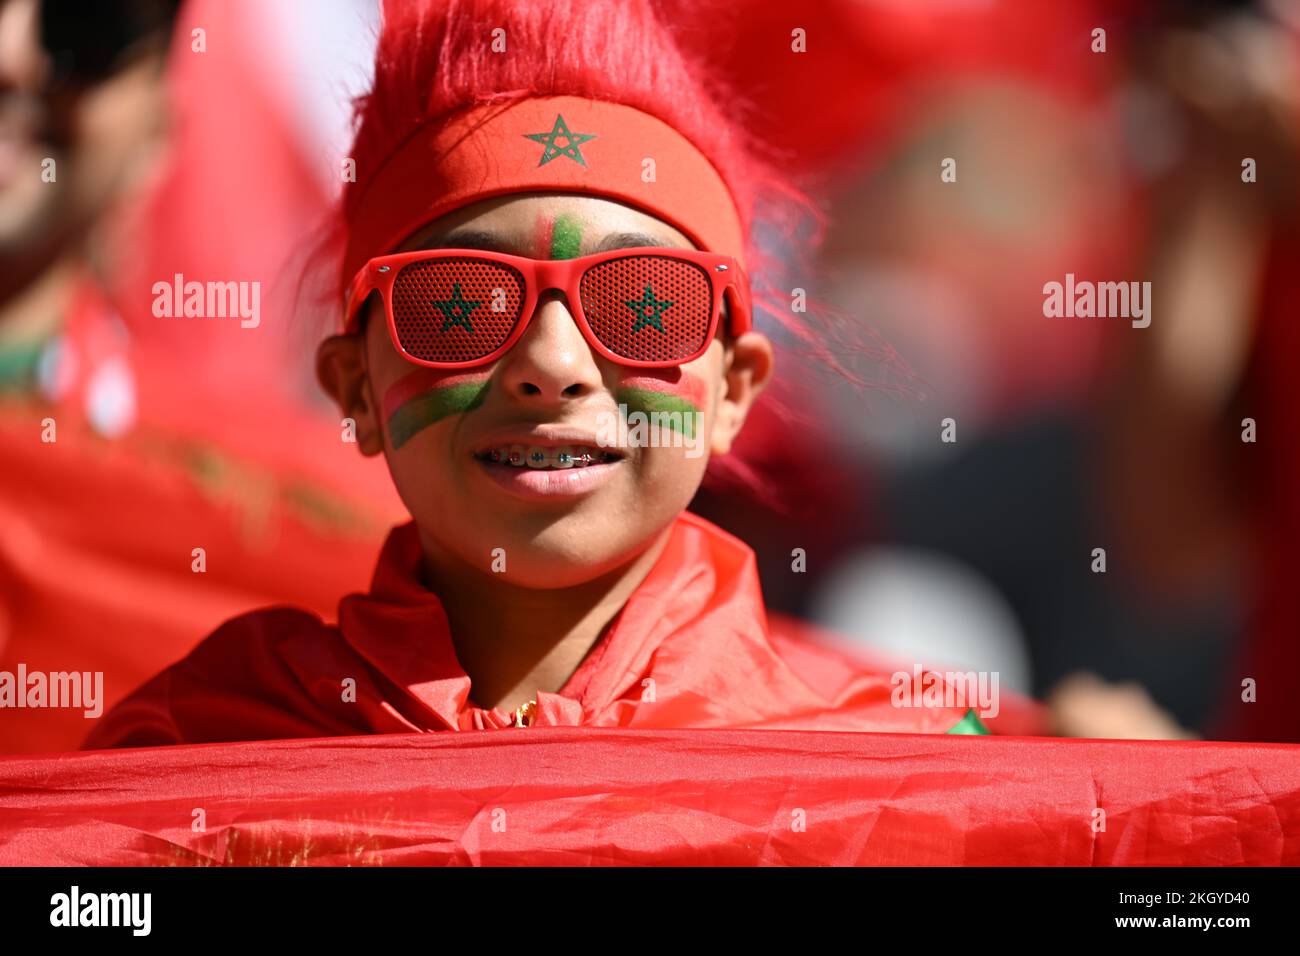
{"left": 593, "top": 231, "right": 683, "bottom": 253}
{"left": 429, "top": 229, "right": 510, "bottom": 252}
{"left": 428, "top": 228, "right": 683, "bottom": 254}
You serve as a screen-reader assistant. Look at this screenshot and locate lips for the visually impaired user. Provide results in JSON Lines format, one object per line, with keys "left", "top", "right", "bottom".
{"left": 472, "top": 448, "right": 623, "bottom": 502}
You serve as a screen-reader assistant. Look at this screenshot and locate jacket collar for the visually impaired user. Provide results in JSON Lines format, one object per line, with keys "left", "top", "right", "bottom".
{"left": 335, "top": 512, "right": 803, "bottom": 731}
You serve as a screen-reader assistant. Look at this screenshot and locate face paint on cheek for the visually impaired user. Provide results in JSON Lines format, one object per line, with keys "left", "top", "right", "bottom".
{"left": 383, "top": 369, "right": 491, "bottom": 450}
{"left": 614, "top": 372, "right": 709, "bottom": 439}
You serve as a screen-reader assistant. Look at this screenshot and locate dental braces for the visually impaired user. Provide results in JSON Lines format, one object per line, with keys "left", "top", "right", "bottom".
{"left": 487, "top": 449, "right": 609, "bottom": 467}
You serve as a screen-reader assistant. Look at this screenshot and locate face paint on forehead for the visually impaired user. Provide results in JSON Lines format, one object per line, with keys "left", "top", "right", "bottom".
{"left": 614, "top": 371, "right": 709, "bottom": 439}
{"left": 383, "top": 368, "right": 492, "bottom": 450}
{"left": 533, "top": 212, "right": 584, "bottom": 260}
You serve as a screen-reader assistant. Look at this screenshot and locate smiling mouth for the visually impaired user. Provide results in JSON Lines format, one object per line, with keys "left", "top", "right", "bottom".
{"left": 473, "top": 444, "right": 624, "bottom": 470}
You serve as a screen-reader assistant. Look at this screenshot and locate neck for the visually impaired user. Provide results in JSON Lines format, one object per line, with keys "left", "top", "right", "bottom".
{"left": 417, "top": 525, "right": 675, "bottom": 712}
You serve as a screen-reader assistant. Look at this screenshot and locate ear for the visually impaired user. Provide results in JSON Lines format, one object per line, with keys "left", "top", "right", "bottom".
{"left": 710, "top": 331, "right": 775, "bottom": 456}
{"left": 316, "top": 334, "right": 384, "bottom": 456}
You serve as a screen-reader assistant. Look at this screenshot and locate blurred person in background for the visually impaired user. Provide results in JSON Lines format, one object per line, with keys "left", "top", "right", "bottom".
{"left": 688, "top": 0, "right": 1296, "bottom": 741}
{"left": 1098, "top": 0, "right": 1299, "bottom": 741}
{"left": 805, "top": 16, "right": 1218, "bottom": 740}
{"left": 0, "top": 0, "right": 403, "bottom": 754}
{"left": 804, "top": 0, "right": 1295, "bottom": 741}
{"left": 1, "top": 0, "right": 173, "bottom": 354}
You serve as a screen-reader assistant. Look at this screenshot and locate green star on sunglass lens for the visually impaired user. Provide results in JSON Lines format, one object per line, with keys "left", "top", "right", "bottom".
{"left": 626, "top": 284, "right": 673, "bottom": 333}
{"left": 434, "top": 282, "right": 480, "bottom": 332}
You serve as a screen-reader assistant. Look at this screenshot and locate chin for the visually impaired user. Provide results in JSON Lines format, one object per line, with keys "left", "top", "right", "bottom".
{"left": 491, "top": 529, "right": 653, "bottom": 589}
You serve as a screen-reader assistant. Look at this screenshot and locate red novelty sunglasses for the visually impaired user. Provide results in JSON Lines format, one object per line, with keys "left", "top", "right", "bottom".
{"left": 345, "top": 247, "right": 751, "bottom": 369}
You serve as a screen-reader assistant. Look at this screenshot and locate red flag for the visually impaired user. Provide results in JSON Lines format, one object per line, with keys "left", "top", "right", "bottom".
{"left": 2, "top": 729, "right": 1296, "bottom": 865}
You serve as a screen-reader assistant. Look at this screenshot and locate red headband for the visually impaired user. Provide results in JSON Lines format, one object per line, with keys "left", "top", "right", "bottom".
{"left": 340, "top": 95, "right": 747, "bottom": 296}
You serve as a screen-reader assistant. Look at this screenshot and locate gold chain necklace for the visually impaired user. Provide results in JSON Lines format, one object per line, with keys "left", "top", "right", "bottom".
{"left": 513, "top": 698, "right": 537, "bottom": 728}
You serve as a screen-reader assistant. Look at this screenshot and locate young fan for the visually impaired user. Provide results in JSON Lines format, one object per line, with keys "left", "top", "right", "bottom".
{"left": 85, "top": 0, "right": 987, "bottom": 747}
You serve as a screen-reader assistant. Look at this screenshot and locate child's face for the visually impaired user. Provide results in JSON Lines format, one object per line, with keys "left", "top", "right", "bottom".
{"left": 319, "top": 193, "right": 772, "bottom": 587}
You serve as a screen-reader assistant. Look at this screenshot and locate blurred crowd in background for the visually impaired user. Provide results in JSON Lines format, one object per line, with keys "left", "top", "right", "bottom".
{"left": 1, "top": 0, "right": 1296, "bottom": 753}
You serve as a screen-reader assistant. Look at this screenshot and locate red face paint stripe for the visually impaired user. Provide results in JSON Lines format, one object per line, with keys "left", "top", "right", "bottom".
{"left": 533, "top": 216, "right": 554, "bottom": 260}
{"left": 382, "top": 369, "right": 492, "bottom": 420}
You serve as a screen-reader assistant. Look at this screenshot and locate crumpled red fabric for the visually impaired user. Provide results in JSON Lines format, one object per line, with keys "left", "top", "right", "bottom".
{"left": 84, "top": 511, "right": 1025, "bottom": 749}
{"left": 4, "top": 728, "right": 1298, "bottom": 865}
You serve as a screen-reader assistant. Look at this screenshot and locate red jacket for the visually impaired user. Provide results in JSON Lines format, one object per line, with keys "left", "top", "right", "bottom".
{"left": 84, "top": 511, "right": 1008, "bottom": 748}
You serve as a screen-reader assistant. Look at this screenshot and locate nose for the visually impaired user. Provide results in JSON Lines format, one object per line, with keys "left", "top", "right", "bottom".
{"left": 497, "top": 293, "right": 604, "bottom": 404}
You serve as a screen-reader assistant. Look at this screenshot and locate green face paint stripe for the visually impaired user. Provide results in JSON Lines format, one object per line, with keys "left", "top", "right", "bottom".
{"left": 550, "top": 214, "right": 583, "bottom": 260}
{"left": 382, "top": 370, "right": 489, "bottom": 419}
{"left": 614, "top": 386, "right": 700, "bottom": 439}
{"left": 387, "top": 380, "right": 490, "bottom": 449}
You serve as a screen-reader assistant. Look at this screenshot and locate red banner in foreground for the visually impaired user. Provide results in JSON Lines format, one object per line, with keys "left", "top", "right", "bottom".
{"left": 1, "top": 729, "right": 1296, "bottom": 865}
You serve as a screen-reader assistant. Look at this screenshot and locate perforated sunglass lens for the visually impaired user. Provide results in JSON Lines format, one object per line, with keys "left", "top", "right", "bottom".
{"left": 391, "top": 257, "right": 526, "bottom": 363}
{"left": 579, "top": 254, "right": 714, "bottom": 363}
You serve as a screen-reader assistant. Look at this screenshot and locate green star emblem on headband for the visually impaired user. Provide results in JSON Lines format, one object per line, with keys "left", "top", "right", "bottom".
{"left": 627, "top": 284, "right": 673, "bottom": 333}
{"left": 434, "top": 282, "right": 480, "bottom": 332}
{"left": 525, "top": 114, "right": 596, "bottom": 167}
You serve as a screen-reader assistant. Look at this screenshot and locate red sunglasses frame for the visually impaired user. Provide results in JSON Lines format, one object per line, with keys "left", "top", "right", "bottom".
{"left": 344, "top": 246, "right": 752, "bottom": 370}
